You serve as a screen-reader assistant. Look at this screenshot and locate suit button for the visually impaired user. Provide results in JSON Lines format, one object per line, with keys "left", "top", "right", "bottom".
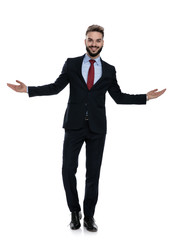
{"left": 85, "top": 103, "right": 87, "bottom": 106}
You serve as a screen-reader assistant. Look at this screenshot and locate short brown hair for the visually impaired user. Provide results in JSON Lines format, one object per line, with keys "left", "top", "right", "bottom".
{"left": 86, "top": 25, "right": 104, "bottom": 38}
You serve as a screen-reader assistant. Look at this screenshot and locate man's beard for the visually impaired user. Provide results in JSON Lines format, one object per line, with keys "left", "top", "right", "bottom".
{"left": 86, "top": 45, "right": 103, "bottom": 58}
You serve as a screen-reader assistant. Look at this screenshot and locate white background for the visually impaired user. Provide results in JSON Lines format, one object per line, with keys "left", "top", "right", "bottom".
{"left": 0, "top": 0, "right": 168, "bottom": 239}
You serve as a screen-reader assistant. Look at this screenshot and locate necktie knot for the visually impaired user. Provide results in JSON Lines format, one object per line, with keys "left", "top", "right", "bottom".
{"left": 89, "top": 59, "right": 95, "bottom": 65}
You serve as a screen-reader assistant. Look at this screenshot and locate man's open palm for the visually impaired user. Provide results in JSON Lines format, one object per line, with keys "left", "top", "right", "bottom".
{"left": 147, "top": 88, "right": 166, "bottom": 100}
{"left": 7, "top": 80, "right": 27, "bottom": 93}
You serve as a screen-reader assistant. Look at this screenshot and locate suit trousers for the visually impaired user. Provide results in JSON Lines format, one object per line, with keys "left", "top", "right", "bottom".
{"left": 62, "top": 120, "right": 106, "bottom": 218}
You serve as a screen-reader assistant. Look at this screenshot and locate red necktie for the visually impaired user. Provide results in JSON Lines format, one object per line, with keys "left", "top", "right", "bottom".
{"left": 87, "top": 60, "right": 95, "bottom": 90}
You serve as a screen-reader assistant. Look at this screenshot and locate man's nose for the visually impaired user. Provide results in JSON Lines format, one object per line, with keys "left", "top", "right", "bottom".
{"left": 92, "top": 42, "right": 98, "bottom": 46}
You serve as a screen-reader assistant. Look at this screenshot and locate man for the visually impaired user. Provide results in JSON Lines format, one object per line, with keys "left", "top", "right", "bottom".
{"left": 7, "top": 25, "right": 166, "bottom": 232}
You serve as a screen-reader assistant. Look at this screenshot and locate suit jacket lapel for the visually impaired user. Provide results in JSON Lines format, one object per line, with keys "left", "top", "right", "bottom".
{"left": 75, "top": 55, "right": 88, "bottom": 87}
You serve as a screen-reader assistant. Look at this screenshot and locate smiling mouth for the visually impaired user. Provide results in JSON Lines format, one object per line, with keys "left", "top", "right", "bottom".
{"left": 90, "top": 46, "right": 99, "bottom": 51}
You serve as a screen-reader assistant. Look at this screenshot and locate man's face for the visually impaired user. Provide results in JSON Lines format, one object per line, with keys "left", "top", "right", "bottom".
{"left": 85, "top": 31, "right": 104, "bottom": 59}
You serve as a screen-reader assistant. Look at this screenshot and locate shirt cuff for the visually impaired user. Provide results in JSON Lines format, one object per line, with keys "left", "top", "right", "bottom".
{"left": 146, "top": 95, "right": 149, "bottom": 101}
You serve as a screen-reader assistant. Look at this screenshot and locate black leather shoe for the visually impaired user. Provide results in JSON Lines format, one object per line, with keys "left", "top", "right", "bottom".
{"left": 84, "top": 217, "right": 98, "bottom": 232}
{"left": 70, "top": 211, "right": 82, "bottom": 230}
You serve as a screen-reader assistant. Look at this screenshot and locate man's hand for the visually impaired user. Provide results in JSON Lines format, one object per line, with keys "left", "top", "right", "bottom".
{"left": 147, "top": 88, "right": 166, "bottom": 100}
{"left": 7, "top": 80, "right": 27, "bottom": 93}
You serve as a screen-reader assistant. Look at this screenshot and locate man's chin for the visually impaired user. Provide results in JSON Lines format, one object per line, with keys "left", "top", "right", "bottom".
{"left": 87, "top": 52, "right": 98, "bottom": 57}
{"left": 86, "top": 47, "right": 103, "bottom": 58}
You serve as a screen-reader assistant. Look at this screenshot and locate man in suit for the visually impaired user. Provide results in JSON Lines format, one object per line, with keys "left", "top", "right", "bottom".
{"left": 7, "top": 25, "right": 166, "bottom": 232}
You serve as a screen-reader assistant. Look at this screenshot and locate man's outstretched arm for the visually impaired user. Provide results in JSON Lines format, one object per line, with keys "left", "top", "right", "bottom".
{"left": 7, "top": 60, "right": 69, "bottom": 97}
{"left": 108, "top": 73, "right": 166, "bottom": 104}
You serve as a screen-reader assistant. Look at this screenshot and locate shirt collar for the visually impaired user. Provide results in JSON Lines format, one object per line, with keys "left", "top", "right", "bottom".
{"left": 83, "top": 54, "right": 101, "bottom": 65}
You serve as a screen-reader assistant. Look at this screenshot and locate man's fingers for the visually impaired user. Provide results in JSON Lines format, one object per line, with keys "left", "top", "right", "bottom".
{"left": 158, "top": 89, "right": 166, "bottom": 96}
{"left": 7, "top": 83, "right": 15, "bottom": 88}
{"left": 16, "top": 80, "right": 22, "bottom": 85}
{"left": 7, "top": 81, "right": 22, "bottom": 86}
{"left": 7, "top": 82, "right": 21, "bottom": 92}
{"left": 7, "top": 83, "right": 17, "bottom": 91}
{"left": 160, "top": 88, "right": 166, "bottom": 93}
{"left": 151, "top": 89, "right": 158, "bottom": 93}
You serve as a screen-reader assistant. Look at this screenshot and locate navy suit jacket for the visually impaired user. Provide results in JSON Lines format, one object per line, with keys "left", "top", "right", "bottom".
{"left": 28, "top": 55, "right": 146, "bottom": 133}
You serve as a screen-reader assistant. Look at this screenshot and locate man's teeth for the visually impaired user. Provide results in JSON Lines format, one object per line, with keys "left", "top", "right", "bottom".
{"left": 91, "top": 47, "right": 97, "bottom": 51}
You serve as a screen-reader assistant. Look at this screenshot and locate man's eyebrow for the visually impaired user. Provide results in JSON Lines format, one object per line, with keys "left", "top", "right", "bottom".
{"left": 87, "top": 38, "right": 102, "bottom": 41}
